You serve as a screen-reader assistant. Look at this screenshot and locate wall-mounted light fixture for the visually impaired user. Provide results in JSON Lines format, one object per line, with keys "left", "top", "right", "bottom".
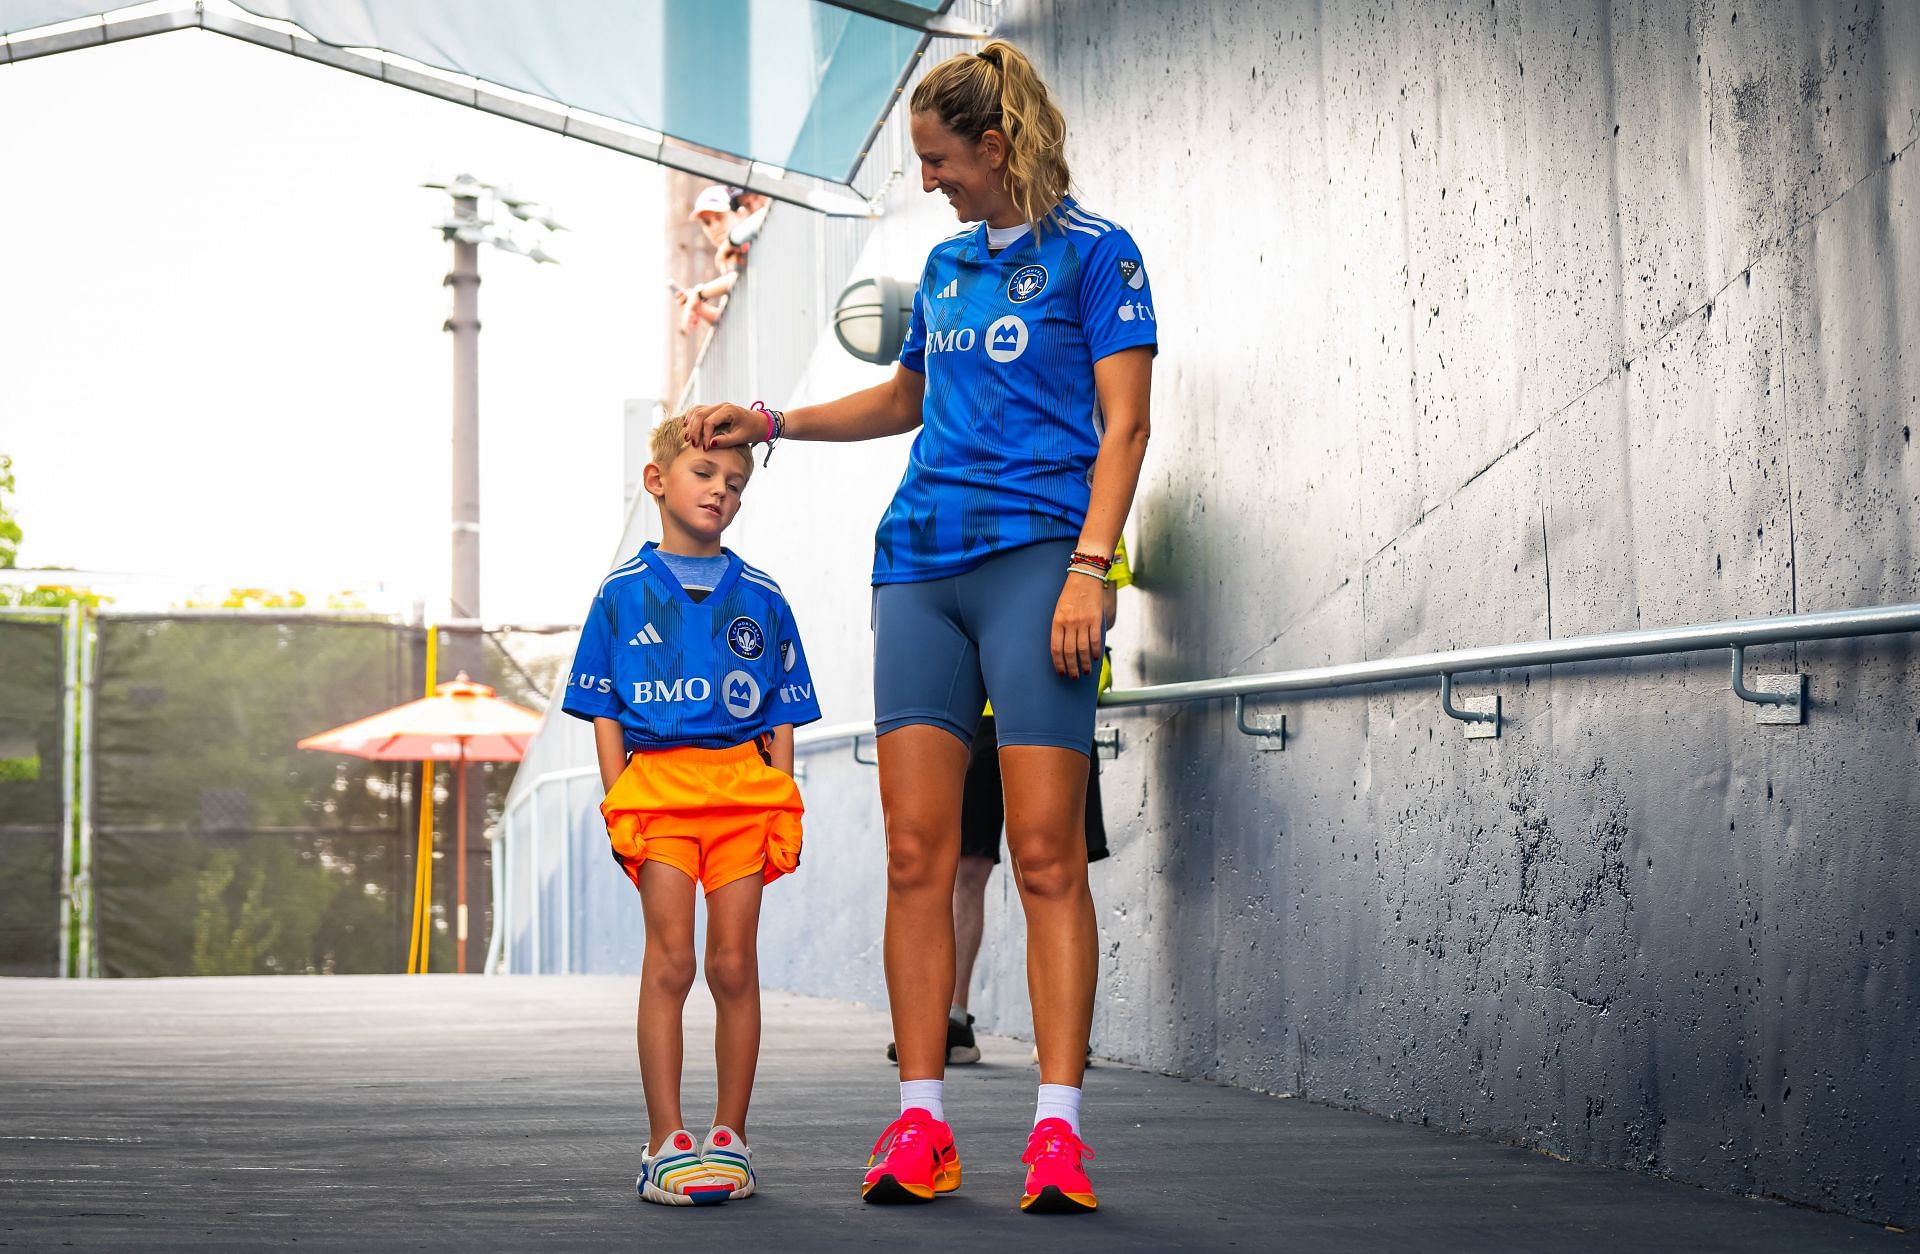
{"left": 832, "top": 275, "right": 914, "bottom": 365}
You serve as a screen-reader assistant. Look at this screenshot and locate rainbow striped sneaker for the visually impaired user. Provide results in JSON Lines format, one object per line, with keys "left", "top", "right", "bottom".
{"left": 1018, "top": 1118, "right": 1098, "bottom": 1213}
{"left": 700, "top": 1125, "right": 755, "bottom": 1200}
{"left": 638, "top": 1129, "right": 732, "bottom": 1206}
{"left": 860, "top": 1108, "right": 962, "bottom": 1203}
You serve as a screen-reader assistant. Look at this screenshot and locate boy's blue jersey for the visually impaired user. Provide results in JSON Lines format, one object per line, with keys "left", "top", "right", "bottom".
{"left": 561, "top": 543, "right": 822, "bottom": 751}
{"left": 878, "top": 197, "right": 1158, "bottom": 585}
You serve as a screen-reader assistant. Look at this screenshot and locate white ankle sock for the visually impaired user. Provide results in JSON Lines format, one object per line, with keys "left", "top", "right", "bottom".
{"left": 1035, "top": 1083, "right": 1082, "bottom": 1134}
{"left": 948, "top": 1003, "right": 969, "bottom": 1024}
{"left": 900, "top": 1079, "right": 946, "bottom": 1122}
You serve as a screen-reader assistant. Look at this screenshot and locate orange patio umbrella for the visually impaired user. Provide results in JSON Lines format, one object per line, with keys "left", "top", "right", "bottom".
{"left": 299, "top": 672, "right": 543, "bottom": 974}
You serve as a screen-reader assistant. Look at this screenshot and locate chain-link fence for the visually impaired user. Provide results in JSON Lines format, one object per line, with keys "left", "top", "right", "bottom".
{"left": 0, "top": 610, "right": 573, "bottom": 978}
{"left": 0, "top": 611, "right": 70, "bottom": 976}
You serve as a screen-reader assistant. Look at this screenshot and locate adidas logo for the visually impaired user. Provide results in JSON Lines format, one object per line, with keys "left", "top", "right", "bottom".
{"left": 936, "top": 278, "right": 958, "bottom": 299}
{"left": 628, "top": 622, "right": 664, "bottom": 646}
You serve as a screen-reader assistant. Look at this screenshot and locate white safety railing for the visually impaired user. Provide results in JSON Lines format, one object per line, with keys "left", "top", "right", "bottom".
{"left": 488, "top": 766, "right": 596, "bottom": 975}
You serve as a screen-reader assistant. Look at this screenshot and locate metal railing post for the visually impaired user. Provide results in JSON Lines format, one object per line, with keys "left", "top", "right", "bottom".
{"left": 58, "top": 603, "right": 79, "bottom": 978}
{"left": 76, "top": 610, "right": 96, "bottom": 978}
{"left": 560, "top": 774, "right": 575, "bottom": 976}
{"left": 528, "top": 781, "right": 542, "bottom": 977}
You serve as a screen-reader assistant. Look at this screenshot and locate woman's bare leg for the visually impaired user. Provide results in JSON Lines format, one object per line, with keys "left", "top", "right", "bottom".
{"left": 876, "top": 725, "right": 971, "bottom": 1081}
{"left": 999, "top": 745, "right": 1096, "bottom": 1088}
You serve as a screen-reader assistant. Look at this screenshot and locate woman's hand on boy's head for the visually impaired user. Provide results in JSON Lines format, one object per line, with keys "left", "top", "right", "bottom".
{"left": 682, "top": 402, "right": 759, "bottom": 451}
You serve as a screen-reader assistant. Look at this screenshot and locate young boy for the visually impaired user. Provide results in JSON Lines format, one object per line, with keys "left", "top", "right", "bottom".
{"left": 561, "top": 415, "right": 821, "bottom": 1206}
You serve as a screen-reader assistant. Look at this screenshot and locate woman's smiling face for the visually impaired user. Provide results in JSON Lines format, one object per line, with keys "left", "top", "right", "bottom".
{"left": 911, "top": 110, "right": 1011, "bottom": 225}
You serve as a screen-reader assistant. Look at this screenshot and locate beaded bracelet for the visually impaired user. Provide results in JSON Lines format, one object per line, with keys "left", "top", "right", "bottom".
{"left": 750, "top": 400, "right": 784, "bottom": 465}
{"left": 1068, "top": 549, "right": 1112, "bottom": 573}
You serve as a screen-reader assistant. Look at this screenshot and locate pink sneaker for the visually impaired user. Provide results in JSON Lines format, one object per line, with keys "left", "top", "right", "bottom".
{"left": 1018, "top": 1118, "right": 1097, "bottom": 1213}
{"left": 861, "top": 1108, "right": 962, "bottom": 1203}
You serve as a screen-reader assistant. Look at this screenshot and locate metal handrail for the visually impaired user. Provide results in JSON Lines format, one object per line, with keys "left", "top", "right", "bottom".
{"left": 791, "top": 601, "right": 1920, "bottom": 751}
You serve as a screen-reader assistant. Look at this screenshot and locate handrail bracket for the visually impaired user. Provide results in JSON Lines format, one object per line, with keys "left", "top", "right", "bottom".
{"left": 1235, "top": 695, "right": 1287, "bottom": 751}
{"left": 1441, "top": 673, "right": 1500, "bottom": 740}
{"left": 1731, "top": 645, "right": 1805, "bottom": 725}
{"left": 851, "top": 734, "right": 879, "bottom": 766}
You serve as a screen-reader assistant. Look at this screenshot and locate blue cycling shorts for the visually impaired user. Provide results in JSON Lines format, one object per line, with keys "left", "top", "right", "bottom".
{"left": 871, "top": 539, "right": 1097, "bottom": 755}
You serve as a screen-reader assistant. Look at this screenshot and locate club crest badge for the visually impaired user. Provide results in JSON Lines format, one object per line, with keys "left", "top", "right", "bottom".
{"left": 1007, "top": 264, "right": 1048, "bottom": 304}
{"left": 1117, "top": 258, "right": 1145, "bottom": 291}
{"left": 726, "top": 616, "right": 765, "bottom": 660}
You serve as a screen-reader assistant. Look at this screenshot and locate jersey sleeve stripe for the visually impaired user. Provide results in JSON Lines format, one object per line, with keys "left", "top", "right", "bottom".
{"left": 597, "top": 562, "right": 649, "bottom": 597}
{"left": 739, "top": 570, "right": 783, "bottom": 596}
{"left": 1061, "top": 219, "right": 1105, "bottom": 238}
{"left": 1065, "top": 206, "right": 1113, "bottom": 234}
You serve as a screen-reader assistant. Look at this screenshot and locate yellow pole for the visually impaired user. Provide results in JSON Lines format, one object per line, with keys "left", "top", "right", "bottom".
{"left": 407, "top": 624, "right": 438, "bottom": 974}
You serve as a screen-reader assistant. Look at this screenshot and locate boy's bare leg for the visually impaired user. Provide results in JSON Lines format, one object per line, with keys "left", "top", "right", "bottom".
{"left": 637, "top": 860, "right": 699, "bottom": 1153}
{"left": 704, "top": 871, "right": 766, "bottom": 1135}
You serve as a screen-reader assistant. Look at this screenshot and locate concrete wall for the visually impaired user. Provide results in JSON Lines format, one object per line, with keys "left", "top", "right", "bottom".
{"left": 516, "top": 0, "right": 1920, "bottom": 1225}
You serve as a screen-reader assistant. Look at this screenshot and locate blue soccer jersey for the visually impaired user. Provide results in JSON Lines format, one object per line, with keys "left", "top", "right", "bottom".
{"left": 878, "top": 196, "right": 1158, "bottom": 584}
{"left": 561, "top": 543, "right": 823, "bottom": 751}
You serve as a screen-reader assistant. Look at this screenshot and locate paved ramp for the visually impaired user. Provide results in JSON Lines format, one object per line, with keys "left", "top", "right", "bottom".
{"left": 0, "top": 977, "right": 1903, "bottom": 1252}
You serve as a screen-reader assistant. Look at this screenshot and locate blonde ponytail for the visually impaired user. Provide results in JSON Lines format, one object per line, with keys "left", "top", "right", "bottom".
{"left": 910, "top": 40, "right": 1070, "bottom": 229}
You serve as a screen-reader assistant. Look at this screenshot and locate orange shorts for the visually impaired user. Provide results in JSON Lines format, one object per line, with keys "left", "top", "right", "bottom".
{"left": 600, "top": 741, "right": 804, "bottom": 894}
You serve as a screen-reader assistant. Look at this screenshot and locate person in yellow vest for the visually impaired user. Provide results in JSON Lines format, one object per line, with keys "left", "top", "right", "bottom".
{"left": 886, "top": 537, "right": 1131, "bottom": 1066}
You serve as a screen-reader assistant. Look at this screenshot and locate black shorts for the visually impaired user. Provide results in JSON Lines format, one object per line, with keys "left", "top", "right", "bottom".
{"left": 958, "top": 714, "right": 1110, "bottom": 865}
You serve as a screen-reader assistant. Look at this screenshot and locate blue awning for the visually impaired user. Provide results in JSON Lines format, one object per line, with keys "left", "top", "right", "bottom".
{"left": 1, "top": 0, "right": 984, "bottom": 211}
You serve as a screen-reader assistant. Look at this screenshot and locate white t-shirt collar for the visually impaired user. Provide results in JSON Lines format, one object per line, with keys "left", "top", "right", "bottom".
{"left": 984, "top": 221, "right": 1032, "bottom": 252}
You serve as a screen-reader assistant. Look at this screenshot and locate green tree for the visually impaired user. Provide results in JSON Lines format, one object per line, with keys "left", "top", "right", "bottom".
{"left": 0, "top": 453, "right": 21, "bottom": 570}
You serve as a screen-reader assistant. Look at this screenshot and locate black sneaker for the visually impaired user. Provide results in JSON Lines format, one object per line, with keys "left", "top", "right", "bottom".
{"left": 947, "top": 1013, "right": 981, "bottom": 1065}
{"left": 885, "top": 1015, "right": 982, "bottom": 1065}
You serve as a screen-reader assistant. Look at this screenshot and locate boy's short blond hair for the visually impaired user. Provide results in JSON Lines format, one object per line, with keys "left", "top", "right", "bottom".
{"left": 651, "top": 413, "right": 755, "bottom": 478}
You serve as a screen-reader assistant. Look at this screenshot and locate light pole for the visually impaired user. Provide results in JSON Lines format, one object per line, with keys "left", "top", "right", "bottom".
{"left": 423, "top": 173, "right": 561, "bottom": 972}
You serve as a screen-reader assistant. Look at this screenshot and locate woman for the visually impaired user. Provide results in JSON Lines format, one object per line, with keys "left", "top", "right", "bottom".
{"left": 684, "top": 39, "right": 1154, "bottom": 1215}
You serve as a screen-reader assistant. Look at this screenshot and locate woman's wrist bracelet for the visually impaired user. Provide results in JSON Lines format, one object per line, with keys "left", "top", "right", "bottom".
{"left": 1068, "top": 549, "right": 1112, "bottom": 573}
{"left": 750, "top": 401, "right": 784, "bottom": 464}
{"left": 1066, "top": 563, "right": 1109, "bottom": 584}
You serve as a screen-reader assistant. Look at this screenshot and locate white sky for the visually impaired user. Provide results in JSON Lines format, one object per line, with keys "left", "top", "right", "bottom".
{"left": 0, "top": 29, "right": 664, "bottom": 622}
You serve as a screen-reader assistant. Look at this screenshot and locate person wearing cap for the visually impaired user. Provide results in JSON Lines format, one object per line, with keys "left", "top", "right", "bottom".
{"left": 675, "top": 185, "right": 751, "bottom": 334}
